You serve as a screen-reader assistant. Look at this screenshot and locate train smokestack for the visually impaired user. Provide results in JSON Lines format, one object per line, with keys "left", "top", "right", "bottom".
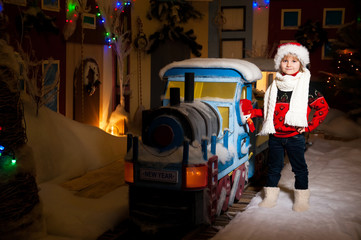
{"left": 170, "top": 87, "right": 180, "bottom": 106}
{"left": 184, "top": 72, "right": 194, "bottom": 103}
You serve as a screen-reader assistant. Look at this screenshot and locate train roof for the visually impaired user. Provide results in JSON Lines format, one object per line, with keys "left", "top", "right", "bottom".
{"left": 159, "top": 58, "right": 263, "bottom": 83}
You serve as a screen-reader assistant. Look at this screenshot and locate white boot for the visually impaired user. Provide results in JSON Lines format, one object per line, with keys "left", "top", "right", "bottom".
{"left": 258, "top": 187, "right": 280, "bottom": 208}
{"left": 293, "top": 189, "right": 310, "bottom": 212}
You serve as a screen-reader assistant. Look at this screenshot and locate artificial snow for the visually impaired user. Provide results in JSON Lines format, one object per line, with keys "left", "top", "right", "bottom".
{"left": 22, "top": 94, "right": 129, "bottom": 240}
{"left": 159, "top": 58, "right": 263, "bottom": 82}
{"left": 22, "top": 86, "right": 361, "bottom": 240}
{"left": 211, "top": 110, "right": 361, "bottom": 240}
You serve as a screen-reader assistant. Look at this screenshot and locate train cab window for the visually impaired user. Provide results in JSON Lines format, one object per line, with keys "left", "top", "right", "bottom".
{"left": 217, "top": 106, "right": 229, "bottom": 131}
{"left": 241, "top": 86, "right": 247, "bottom": 99}
{"left": 166, "top": 81, "right": 237, "bottom": 100}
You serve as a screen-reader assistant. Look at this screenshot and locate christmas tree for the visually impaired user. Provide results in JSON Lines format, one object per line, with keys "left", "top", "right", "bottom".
{"left": 322, "top": 21, "right": 361, "bottom": 118}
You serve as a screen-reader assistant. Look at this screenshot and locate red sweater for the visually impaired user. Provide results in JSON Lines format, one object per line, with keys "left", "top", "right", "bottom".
{"left": 253, "top": 87, "right": 329, "bottom": 138}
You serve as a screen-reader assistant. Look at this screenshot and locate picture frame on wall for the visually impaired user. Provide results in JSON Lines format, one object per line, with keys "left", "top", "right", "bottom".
{"left": 281, "top": 9, "right": 301, "bottom": 29}
{"left": 82, "top": 13, "right": 96, "bottom": 29}
{"left": 42, "top": 60, "right": 60, "bottom": 112}
{"left": 221, "top": 39, "right": 245, "bottom": 59}
{"left": 3, "top": 0, "right": 27, "bottom": 6}
{"left": 323, "top": 8, "right": 345, "bottom": 28}
{"left": 221, "top": 7, "right": 245, "bottom": 31}
{"left": 41, "top": 0, "right": 59, "bottom": 12}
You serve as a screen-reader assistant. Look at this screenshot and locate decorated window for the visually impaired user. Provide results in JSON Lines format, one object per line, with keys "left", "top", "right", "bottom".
{"left": 323, "top": 8, "right": 345, "bottom": 28}
{"left": 221, "top": 7, "right": 245, "bottom": 31}
{"left": 281, "top": 9, "right": 301, "bottom": 30}
{"left": 42, "top": 60, "right": 60, "bottom": 112}
{"left": 222, "top": 39, "right": 245, "bottom": 58}
{"left": 322, "top": 39, "right": 335, "bottom": 60}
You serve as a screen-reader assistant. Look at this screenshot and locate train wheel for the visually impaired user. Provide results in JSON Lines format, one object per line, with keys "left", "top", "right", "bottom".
{"left": 235, "top": 165, "right": 246, "bottom": 201}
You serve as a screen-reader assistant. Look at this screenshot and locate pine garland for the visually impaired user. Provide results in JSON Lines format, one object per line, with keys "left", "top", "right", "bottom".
{"left": 0, "top": 173, "right": 39, "bottom": 226}
{"left": 146, "top": 0, "right": 203, "bottom": 57}
{"left": 0, "top": 36, "right": 40, "bottom": 236}
{"left": 0, "top": 80, "right": 27, "bottom": 153}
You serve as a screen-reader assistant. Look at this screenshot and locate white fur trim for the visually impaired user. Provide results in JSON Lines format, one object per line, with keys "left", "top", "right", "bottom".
{"left": 274, "top": 43, "right": 310, "bottom": 70}
{"left": 293, "top": 189, "right": 310, "bottom": 212}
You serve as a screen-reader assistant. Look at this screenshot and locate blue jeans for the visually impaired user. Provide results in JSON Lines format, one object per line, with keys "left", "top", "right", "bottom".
{"left": 266, "top": 134, "right": 308, "bottom": 189}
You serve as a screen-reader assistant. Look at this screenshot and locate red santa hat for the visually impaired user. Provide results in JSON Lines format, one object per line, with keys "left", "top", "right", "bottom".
{"left": 240, "top": 99, "right": 253, "bottom": 115}
{"left": 274, "top": 42, "right": 310, "bottom": 70}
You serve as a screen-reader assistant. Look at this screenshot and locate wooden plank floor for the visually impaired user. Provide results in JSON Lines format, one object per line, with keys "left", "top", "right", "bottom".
{"left": 182, "top": 185, "right": 261, "bottom": 240}
{"left": 98, "top": 185, "right": 261, "bottom": 240}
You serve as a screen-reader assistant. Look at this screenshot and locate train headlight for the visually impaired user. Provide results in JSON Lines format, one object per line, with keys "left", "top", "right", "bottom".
{"left": 124, "top": 161, "right": 134, "bottom": 183}
{"left": 183, "top": 164, "right": 208, "bottom": 189}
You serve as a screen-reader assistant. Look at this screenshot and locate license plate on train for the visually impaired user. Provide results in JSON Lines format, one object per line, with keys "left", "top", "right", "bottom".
{"left": 140, "top": 168, "right": 178, "bottom": 183}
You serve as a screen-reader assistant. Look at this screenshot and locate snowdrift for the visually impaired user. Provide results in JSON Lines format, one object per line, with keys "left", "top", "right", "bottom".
{"left": 23, "top": 95, "right": 129, "bottom": 240}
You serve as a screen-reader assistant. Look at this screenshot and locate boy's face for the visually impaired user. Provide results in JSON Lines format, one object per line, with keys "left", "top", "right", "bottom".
{"left": 280, "top": 55, "right": 301, "bottom": 75}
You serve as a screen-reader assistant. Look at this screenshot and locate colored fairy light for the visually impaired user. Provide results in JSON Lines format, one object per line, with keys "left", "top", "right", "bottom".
{"left": 68, "top": 3, "right": 76, "bottom": 12}
{"left": 0, "top": 145, "right": 4, "bottom": 151}
{"left": 96, "top": 1, "right": 135, "bottom": 45}
{"left": 253, "top": 1, "right": 269, "bottom": 9}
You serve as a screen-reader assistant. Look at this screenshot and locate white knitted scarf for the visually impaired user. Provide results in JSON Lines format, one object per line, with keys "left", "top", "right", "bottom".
{"left": 258, "top": 69, "right": 311, "bottom": 136}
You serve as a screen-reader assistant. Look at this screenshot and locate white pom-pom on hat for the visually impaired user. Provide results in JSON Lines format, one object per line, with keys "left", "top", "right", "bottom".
{"left": 274, "top": 42, "right": 310, "bottom": 70}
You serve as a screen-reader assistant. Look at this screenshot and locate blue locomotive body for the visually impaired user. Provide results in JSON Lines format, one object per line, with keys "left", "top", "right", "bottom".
{"left": 125, "top": 58, "right": 266, "bottom": 230}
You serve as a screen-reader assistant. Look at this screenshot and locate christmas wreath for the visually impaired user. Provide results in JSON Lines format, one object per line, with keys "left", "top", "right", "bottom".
{"left": 295, "top": 20, "right": 327, "bottom": 52}
{"left": 74, "top": 58, "right": 101, "bottom": 96}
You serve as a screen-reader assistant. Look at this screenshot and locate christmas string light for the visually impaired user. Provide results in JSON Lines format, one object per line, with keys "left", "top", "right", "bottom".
{"left": 323, "top": 48, "right": 360, "bottom": 90}
{"left": 64, "top": 0, "right": 135, "bottom": 46}
{"left": 253, "top": 0, "right": 270, "bottom": 10}
{"left": 0, "top": 145, "right": 17, "bottom": 173}
{"left": 95, "top": 0, "right": 135, "bottom": 47}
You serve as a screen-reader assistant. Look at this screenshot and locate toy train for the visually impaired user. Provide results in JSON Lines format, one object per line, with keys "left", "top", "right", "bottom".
{"left": 124, "top": 58, "right": 269, "bottom": 230}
